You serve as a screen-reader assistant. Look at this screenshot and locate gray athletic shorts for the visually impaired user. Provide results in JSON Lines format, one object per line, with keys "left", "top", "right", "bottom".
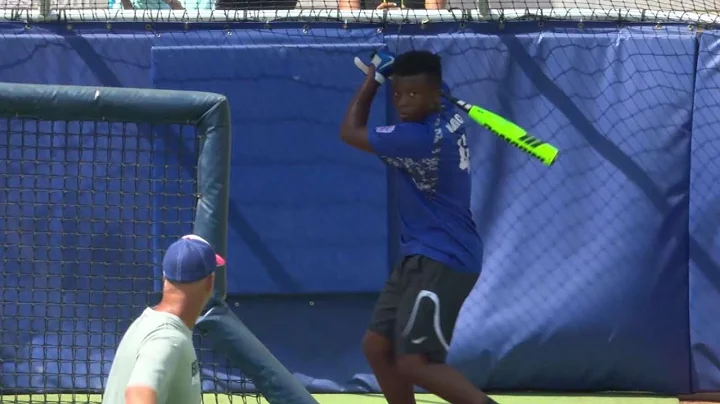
{"left": 368, "top": 254, "right": 479, "bottom": 363}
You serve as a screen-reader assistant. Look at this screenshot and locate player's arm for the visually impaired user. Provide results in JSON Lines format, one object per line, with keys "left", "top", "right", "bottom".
{"left": 368, "top": 121, "right": 434, "bottom": 159}
{"left": 124, "top": 333, "right": 184, "bottom": 404}
{"left": 341, "top": 51, "right": 396, "bottom": 152}
{"left": 125, "top": 386, "right": 157, "bottom": 404}
{"left": 339, "top": 67, "right": 381, "bottom": 153}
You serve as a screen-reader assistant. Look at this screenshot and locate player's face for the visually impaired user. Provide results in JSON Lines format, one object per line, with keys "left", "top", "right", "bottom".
{"left": 391, "top": 74, "right": 441, "bottom": 122}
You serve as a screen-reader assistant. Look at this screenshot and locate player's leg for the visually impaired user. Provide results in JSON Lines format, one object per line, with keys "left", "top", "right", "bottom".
{"left": 394, "top": 256, "right": 497, "bottom": 404}
{"left": 362, "top": 332, "right": 416, "bottom": 403}
{"left": 362, "top": 259, "right": 416, "bottom": 404}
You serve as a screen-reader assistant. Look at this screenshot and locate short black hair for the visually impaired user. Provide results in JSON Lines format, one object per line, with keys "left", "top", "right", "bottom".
{"left": 392, "top": 50, "right": 442, "bottom": 86}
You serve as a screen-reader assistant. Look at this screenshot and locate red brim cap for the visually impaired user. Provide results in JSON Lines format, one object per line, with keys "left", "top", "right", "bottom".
{"left": 215, "top": 254, "right": 226, "bottom": 267}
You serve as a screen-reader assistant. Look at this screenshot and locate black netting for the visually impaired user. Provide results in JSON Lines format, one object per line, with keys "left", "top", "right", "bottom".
{"left": 0, "top": 120, "right": 258, "bottom": 403}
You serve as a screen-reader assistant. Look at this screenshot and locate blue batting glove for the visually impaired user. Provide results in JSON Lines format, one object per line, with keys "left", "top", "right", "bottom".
{"left": 369, "top": 49, "right": 395, "bottom": 84}
{"left": 354, "top": 49, "right": 396, "bottom": 84}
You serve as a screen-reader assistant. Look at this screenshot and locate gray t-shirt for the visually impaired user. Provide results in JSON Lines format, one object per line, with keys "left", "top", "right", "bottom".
{"left": 102, "top": 308, "right": 201, "bottom": 404}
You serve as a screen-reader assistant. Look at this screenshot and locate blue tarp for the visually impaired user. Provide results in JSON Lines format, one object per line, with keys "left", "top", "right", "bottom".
{"left": 0, "top": 23, "right": 717, "bottom": 395}
{"left": 688, "top": 31, "right": 720, "bottom": 392}
{"left": 152, "top": 43, "right": 391, "bottom": 294}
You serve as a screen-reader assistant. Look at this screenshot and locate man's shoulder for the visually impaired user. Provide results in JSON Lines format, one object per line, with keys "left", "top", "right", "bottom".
{"left": 128, "top": 311, "right": 191, "bottom": 346}
{"left": 144, "top": 325, "right": 192, "bottom": 351}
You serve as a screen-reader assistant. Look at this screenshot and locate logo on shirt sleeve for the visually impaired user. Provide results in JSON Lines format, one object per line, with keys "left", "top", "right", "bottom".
{"left": 376, "top": 125, "right": 396, "bottom": 133}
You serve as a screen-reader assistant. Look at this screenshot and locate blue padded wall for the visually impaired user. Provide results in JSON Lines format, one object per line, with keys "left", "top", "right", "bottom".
{"left": 689, "top": 31, "right": 720, "bottom": 393}
{"left": 0, "top": 22, "right": 718, "bottom": 395}
{"left": 151, "top": 42, "right": 389, "bottom": 294}
{"left": 389, "top": 25, "right": 694, "bottom": 393}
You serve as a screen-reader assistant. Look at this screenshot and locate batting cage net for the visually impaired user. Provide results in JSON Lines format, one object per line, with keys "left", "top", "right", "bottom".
{"left": 0, "top": 0, "right": 719, "bottom": 399}
{"left": 0, "top": 85, "right": 265, "bottom": 404}
{"left": 1, "top": 0, "right": 720, "bottom": 22}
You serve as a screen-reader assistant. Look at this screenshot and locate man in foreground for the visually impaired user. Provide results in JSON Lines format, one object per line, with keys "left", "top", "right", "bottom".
{"left": 340, "top": 50, "right": 497, "bottom": 404}
{"left": 102, "top": 234, "right": 225, "bottom": 404}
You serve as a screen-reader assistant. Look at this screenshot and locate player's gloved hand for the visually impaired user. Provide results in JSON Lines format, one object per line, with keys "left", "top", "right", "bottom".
{"left": 353, "top": 49, "right": 395, "bottom": 84}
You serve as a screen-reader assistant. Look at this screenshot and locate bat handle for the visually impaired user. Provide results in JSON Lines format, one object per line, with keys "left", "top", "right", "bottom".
{"left": 446, "top": 95, "right": 472, "bottom": 113}
{"left": 354, "top": 57, "right": 371, "bottom": 75}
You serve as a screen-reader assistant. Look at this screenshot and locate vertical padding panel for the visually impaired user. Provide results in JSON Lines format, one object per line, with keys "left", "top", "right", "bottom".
{"left": 389, "top": 26, "right": 693, "bottom": 393}
{"left": 152, "top": 41, "right": 389, "bottom": 294}
{"left": 689, "top": 31, "right": 720, "bottom": 393}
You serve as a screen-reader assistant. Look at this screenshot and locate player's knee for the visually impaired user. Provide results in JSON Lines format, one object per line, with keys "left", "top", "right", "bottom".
{"left": 362, "top": 331, "right": 393, "bottom": 364}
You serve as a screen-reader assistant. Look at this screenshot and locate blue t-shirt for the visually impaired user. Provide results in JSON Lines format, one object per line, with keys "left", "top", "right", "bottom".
{"left": 367, "top": 107, "right": 483, "bottom": 274}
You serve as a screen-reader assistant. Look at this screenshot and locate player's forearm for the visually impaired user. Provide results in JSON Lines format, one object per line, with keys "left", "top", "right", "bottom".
{"left": 340, "top": 74, "right": 380, "bottom": 151}
{"left": 345, "top": 75, "right": 378, "bottom": 128}
{"left": 125, "top": 386, "right": 158, "bottom": 404}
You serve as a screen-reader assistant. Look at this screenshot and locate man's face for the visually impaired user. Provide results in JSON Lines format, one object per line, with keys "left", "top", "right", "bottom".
{"left": 391, "top": 74, "right": 441, "bottom": 122}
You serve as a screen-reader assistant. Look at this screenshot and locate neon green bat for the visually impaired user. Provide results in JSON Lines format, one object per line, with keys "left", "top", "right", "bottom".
{"left": 448, "top": 96, "right": 559, "bottom": 166}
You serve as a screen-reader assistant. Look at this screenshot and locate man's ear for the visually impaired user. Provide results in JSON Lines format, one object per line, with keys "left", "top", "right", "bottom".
{"left": 206, "top": 273, "right": 215, "bottom": 292}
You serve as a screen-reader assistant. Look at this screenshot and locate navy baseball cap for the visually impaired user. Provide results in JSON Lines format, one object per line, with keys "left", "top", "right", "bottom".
{"left": 162, "top": 234, "right": 226, "bottom": 283}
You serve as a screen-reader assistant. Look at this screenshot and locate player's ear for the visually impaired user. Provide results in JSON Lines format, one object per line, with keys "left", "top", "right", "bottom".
{"left": 206, "top": 273, "right": 215, "bottom": 292}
